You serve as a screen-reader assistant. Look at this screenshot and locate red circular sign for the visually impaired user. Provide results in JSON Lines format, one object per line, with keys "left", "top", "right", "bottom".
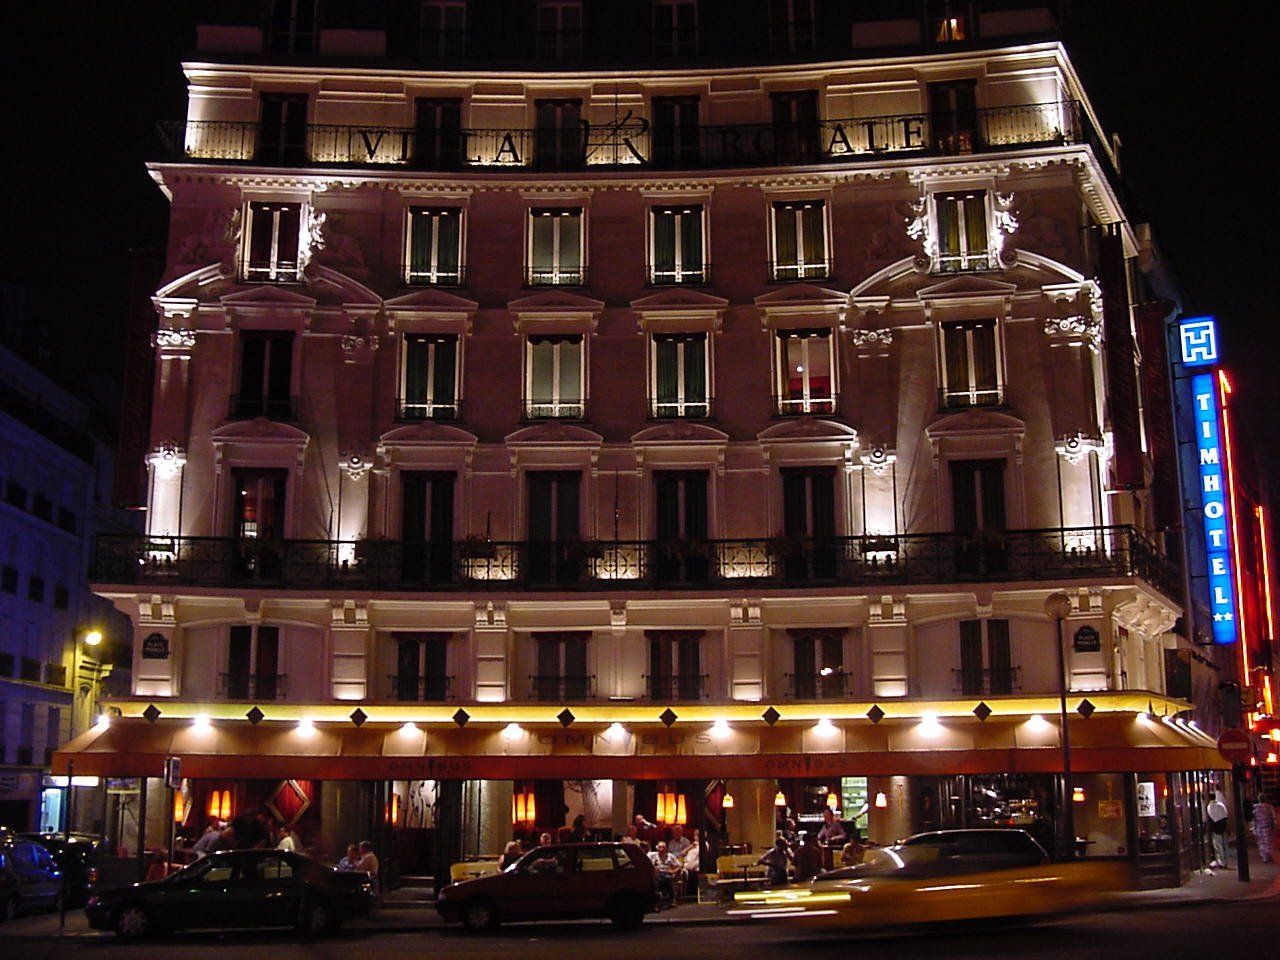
{"left": 1217, "top": 728, "right": 1254, "bottom": 763}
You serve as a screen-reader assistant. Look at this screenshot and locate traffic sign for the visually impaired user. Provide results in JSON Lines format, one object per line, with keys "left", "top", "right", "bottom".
{"left": 1217, "top": 728, "right": 1255, "bottom": 764}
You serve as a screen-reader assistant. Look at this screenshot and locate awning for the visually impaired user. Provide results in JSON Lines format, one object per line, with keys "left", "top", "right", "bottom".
{"left": 53, "top": 713, "right": 1226, "bottom": 780}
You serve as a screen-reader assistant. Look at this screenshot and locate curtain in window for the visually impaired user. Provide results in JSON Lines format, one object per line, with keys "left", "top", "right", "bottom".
{"left": 987, "top": 619, "right": 1012, "bottom": 693}
{"left": 963, "top": 193, "right": 988, "bottom": 263}
{"left": 404, "top": 336, "right": 430, "bottom": 407}
{"left": 684, "top": 335, "right": 706, "bottom": 406}
{"left": 801, "top": 204, "right": 825, "bottom": 266}
{"left": 653, "top": 212, "right": 677, "bottom": 278}
{"left": 959, "top": 619, "right": 984, "bottom": 695}
{"left": 943, "top": 323, "right": 970, "bottom": 401}
{"left": 971, "top": 322, "right": 998, "bottom": 396}
{"left": 937, "top": 197, "right": 961, "bottom": 261}
{"left": 773, "top": 205, "right": 798, "bottom": 268}
{"left": 432, "top": 335, "right": 457, "bottom": 407}
{"left": 423, "top": 634, "right": 450, "bottom": 700}
{"left": 227, "top": 625, "right": 253, "bottom": 699}
{"left": 655, "top": 336, "right": 680, "bottom": 406}
{"left": 396, "top": 637, "right": 420, "bottom": 701}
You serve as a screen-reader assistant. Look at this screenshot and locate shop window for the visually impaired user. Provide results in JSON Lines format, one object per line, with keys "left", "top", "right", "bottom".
{"left": 650, "top": 333, "right": 708, "bottom": 419}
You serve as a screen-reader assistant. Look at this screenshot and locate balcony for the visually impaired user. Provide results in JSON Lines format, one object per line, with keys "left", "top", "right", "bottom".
{"left": 530, "top": 675, "right": 594, "bottom": 701}
{"left": 156, "top": 101, "right": 1088, "bottom": 174}
{"left": 218, "top": 672, "right": 289, "bottom": 700}
{"left": 386, "top": 674, "right": 453, "bottom": 702}
{"left": 787, "top": 670, "right": 850, "bottom": 700}
{"left": 952, "top": 666, "right": 1021, "bottom": 696}
{"left": 644, "top": 673, "right": 709, "bottom": 701}
{"left": 92, "top": 525, "right": 1179, "bottom": 599}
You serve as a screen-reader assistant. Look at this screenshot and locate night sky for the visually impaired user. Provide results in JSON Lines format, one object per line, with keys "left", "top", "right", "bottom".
{"left": 2, "top": 2, "right": 1272, "bottom": 481}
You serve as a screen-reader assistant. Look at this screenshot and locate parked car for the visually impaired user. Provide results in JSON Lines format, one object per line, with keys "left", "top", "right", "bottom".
{"left": 0, "top": 849, "right": 17, "bottom": 921}
{"left": 731, "top": 828, "right": 1127, "bottom": 926}
{"left": 85, "top": 848, "right": 376, "bottom": 938}
{"left": 436, "top": 842, "right": 657, "bottom": 931}
{"left": 0, "top": 836, "right": 63, "bottom": 916}
{"left": 16, "top": 833, "right": 102, "bottom": 907}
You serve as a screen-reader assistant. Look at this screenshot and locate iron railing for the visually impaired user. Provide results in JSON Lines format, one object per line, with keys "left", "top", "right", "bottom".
{"left": 218, "top": 672, "right": 289, "bottom": 701}
{"left": 952, "top": 666, "right": 1021, "bottom": 696}
{"left": 786, "top": 670, "right": 851, "bottom": 700}
{"left": 156, "top": 101, "right": 1088, "bottom": 174}
{"left": 92, "top": 525, "right": 1180, "bottom": 599}
{"left": 644, "top": 674, "right": 709, "bottom": 701}
{"left": 386, "top": 674, "right": 453, "bottom": 702}
{"left": 530, "top": 674, "right": 595, "bottom": 701}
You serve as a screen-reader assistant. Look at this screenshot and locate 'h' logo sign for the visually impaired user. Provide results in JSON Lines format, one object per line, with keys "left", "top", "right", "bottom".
{"left": 1179, "top": 318, "right": 1218, "bottom": 367}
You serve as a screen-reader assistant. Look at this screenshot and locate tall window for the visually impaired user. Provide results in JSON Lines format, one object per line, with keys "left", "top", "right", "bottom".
{"left": 939, "top": 319, "right": 1001, "bottom": 407}
{"left": 647, "top": 631, "right": 702, "bottom": 700}
{"left": 928, "top": 79, "right": 979, "bottom": 154}
{"left": 791, "top": 630, "right": 844, "bottom": 699}
{"left": 257, "top": 93, "right": 308, "bottom": 165}
{"left": 534, "top": 632, "right": 589, "bottom": 700}
{"left": 420, "top": 1, "right": 466, "bottom": 59}
{"left": 406, "top": 207, "right": 463, "bottom": 285}
{"left": 654, "top": 472, "right": 709, "bottom": 582}
{"left": 526, "top": 335, "right": 584, "bottom": 418}
{"left": 935, "top": 191, "right": 990, "bottom": 271}
{"left": 225, "top": 625, "right": 281, "bottom": 700}
{"left": 769, "top": 0, "right": 815, "bottom": 53}
{"left": 774, "top": 329, "right": 834, "bottom": 414}
{"left": 651, "top": 96, "right": 699, "bottom": 168}
{"left": 243, "top": 202, "right": 302, "bottom": 282}
{"left": 235, "top": 331, "right": 295, "bottom": 418}
{"left": 536, "top": 1, "right": 582, "bottom": 61}
{"left": 528, "top": 207, "right": 584, "bottom": 285}
{"left": 266, "top": 0, "right": 317, "bottom": 54}
{"left": 958, "top": 619, "right": 1013, "bottom": 695}
{"left": 653, "top": 0, "right": 698, "bottom": 57}
{"left": 771, "top": 200, "right": 827, "bottom": 279}
{"left": 781, "top": 467, "right": 837, "bottom": 579}
{"left": 649, "top": 205, "right": 705, "bottom": 284}
{"left": 927, "top": 1, "right": 973, "bottom": 43}
{"left": 950, "top": 459, "right": 1007, "bottom": 575}
{"left": 651, "top": 334, "right": 708, "bottom": 418}
{"left": 393, "top": 632, "right": 450, "bottom": 701}
{"left": 401, "top": 334, "right": 458, "bottom": 420}
{"left": 401, "top": 473, "right": 455, "bottom": 584}
{"left": 534, "top": 99, "right": 584, "bottom": 170}
{"left": 413, "top": 98, "right": 463, "bottom": 170}
{"left": 771, "top": 90, "right": 820, "bottom": 163}
{"left": 232, "top": 468, "right": 287, "bottom": 557}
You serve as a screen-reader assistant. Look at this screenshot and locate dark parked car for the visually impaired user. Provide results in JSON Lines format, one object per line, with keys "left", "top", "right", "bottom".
{"left": 436, "top": 842, "right": 657, "bottom": 931}
{"left": 0, "top": 836, "right": 63, "bottom": 916}
{"left": 17, "top": 833, "right": 102, "bottom": 907}
{"left": 85, "top": 848, "right": 376, "bottom": 938}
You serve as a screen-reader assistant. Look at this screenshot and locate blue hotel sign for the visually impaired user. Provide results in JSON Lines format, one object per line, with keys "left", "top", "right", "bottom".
{"left": 1182, "top": 317, "right": 1237, "bottom": 643}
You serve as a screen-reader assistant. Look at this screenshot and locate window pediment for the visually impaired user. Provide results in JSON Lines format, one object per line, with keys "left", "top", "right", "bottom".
{"left": 630, "top": 289, "right": 727, "bottom": 334}
{"left": 220, "top": 285, "right": 317, "bottom": 330}
{"left": 385, "top": 288, "right": 478, "bottom": 334}
{"left": 211, "top": 418, "right": 310, "bottom": 473}
{"left": 632, "top": 422, "right": 729, "bottom": 445}
{"left": 754, "top": 283, "right": 847, "bottom": 330}
{"left": 915, "top": 275, "right": 1017, "bottom": 304}
{"left": 508, "top": 290, "right": 604, "bottom": 335}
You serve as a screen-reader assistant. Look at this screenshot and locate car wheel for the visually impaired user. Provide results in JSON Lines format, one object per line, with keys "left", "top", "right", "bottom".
{"left": 608, "top": 893, "right": 645, "bottom": 930}
{"left": 461, "top": 897, "right": 498, "bottom": 932}
{"left": 297, "top": 897, "right": 336, "bottom": 936}
{"left": 115, "top": 903, "right": 151, "bottom": 939}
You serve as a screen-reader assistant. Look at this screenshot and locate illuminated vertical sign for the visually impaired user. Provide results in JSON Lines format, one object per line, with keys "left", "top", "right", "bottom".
{"left": 1191, "top": 370, "right": 1238, "bottom": 643}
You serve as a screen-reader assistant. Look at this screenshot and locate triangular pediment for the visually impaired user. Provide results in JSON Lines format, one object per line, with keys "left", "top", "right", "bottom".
{"left": 379, "top": 422, "right": 478, "bottom": 447}
{"left": 385, "top": 288, "right": 479, "bottom": 313}
{"left": 630, "top": 289, "right": 729, "bottom": 312}
{"left": 220, "top": 285, "right": 318, "bottom": 309}
{"left": 509, "top": 290, "right": 605, "bottom": 334}
{"left": 915, "top": 275, "right": 1018, "bottom": 302}
{"left": 630, "top": 288, "right": 728, "bottom": 333}
{"left": 925, "top": 409, "right": 1026, "bottom": 439}
{"left": 632, "top": 422, "right": 730, "bottom": 445}
{"left": 504, "top": 422, "right": 604, "bottom": 445}
{"left": 758, "top": 419, "right": 858, "bottom": 443}
{"left": 753, "top": 283, "right": 848, "bottom": 309}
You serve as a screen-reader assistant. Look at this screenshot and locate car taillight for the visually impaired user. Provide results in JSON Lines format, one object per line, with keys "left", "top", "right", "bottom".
{"left": 87, "top": 867, "right": 98, "bottom": 884}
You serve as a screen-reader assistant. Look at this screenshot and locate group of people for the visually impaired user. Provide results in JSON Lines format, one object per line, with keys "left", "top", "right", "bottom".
{"left": 1205, "top": 788, "right": 1276, "bottom": 868}
{"left": 756, "top": 809, "right": 868, "bottom": 885}
{"left": 337, "top": 840, "right": 382, "bottom": 888}
{"left": 637, "top": 820, "right": 702, "bottom": 903}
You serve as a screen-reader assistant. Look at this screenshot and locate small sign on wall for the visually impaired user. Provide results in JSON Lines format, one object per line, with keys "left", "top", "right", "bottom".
{"left": 142, "top": 633, "right": 170, "bottom": 659}
{"left": 1073, "top": 625, "right": 1101, "bottom": 653}
{"left": 1137, "top": 781, "right": 1157, "bottom": 817}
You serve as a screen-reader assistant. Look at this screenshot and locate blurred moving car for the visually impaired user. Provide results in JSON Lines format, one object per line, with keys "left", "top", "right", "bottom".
{"left": 436, "top": 842, "right": 657, "bottom": 931}
{"left": 0, "top": 834, "right": 63, "bottom": 917}
{"left": 731, "top": 828, "right": 1129, "bottom": 926}
{"left": 16, "top": 833, "right": 102, "bottom": 907}
{"left": 84, "top": 848, "right": 376, "bottom": 938}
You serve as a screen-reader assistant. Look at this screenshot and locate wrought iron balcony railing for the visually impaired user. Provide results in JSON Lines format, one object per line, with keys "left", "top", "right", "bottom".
{"left": 92, "top": 525, "right": 1179, "bottom": 600}
{"left": 218, "top": 672, "right": 289, "bottom": 701}
{"left": 952, "top": 666, "right": 1021, "bottom": 696}
{"left": 156, "top": 101, "right": 1087, "bottom": 174}
{"left": 386, "top": 673, "right": 453, "bottom": 702}
{"left": 395, "top": 397, "right": 463, "bottom": 422}
{"left": 786, "top": 670, "right": 851, "bottom": 700}
{"left": 644, "top": 673, "right": 709, "bottom": 701}
{"left": 530, "top": 674, "right": 595, "bottom": 701}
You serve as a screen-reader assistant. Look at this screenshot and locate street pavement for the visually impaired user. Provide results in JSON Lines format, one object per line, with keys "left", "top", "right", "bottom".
{"left": 5, "top": 857, "right": 1276, "bottom": 940}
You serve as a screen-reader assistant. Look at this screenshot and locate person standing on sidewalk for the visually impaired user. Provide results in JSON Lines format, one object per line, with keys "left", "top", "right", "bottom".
{"left": 1206, "top": 790, "right": 1230, "bottom": 868}
{"left": 1252, "top": 791, "right": 1277, "bottom": 863}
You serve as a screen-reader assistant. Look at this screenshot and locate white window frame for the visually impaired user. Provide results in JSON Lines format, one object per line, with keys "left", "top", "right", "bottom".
{"left": 647, "top": 204, "right": 706, "bottom": 284}
{"left": 770, "top": 199, "right": 829, "bottom": 280}
{"left": 525, "top": 335, "right": 585, "bottom": 419}
{"left": 938, "top": 318, "right": 1004, "bottom": 407}
{"left": 242, "top": 199, "right": 306, "bottom": 282}
{"left": 405, "top": 206, "right": 465, "bottom": 285}
{"left": 401, "top": 333, "right": 461, "bottom": 420}
{"left": 774, "top": 328, "right": 836, "bottom": 415}
{"left": 649, "top": 332, "right": 710, "bottom": 419}
{"left": 527, "top": 207, "right": 585, "bottom": 285}
{"left": 933, "top": 190, "right": 992, "bottom": 272}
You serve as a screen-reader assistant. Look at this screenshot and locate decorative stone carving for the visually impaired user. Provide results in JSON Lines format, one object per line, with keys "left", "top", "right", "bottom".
{"left": 300, "top": 207, "right": 326, "bottom": 271}
{"left": 340, "top": 335, "right": 379, "bottom": 363}
{"left": 152, "top": 330, "right": 197, "bottom": 351}
{"left": 850, "top": 328, "right": 894, "bottom": 349}
{"left": 1055, "top": 433, "right": 1103, "bottom": 465}
{"left": 340, "top": 453, "right": 372, "bottom": 481}
{"left": 1043, "top": 316, "right": 1102, "bottom": 347}
{"left": 859, "top": 445, "right": 896, "bottom": 476}
{"left": 148, "top": 442, "right": 186, "bottom": 479}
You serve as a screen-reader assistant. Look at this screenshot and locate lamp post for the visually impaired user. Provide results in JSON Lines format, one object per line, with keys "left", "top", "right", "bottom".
{"left": 1044, "top": 592, "right": 1075, "bottom": 860}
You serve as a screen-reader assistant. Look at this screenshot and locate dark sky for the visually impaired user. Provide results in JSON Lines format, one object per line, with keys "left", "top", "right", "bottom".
{"left": 3, "top": 2, "right": 1272, "bottom": 475}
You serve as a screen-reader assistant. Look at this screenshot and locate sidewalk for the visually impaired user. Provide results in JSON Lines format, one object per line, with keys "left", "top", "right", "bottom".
{"left": 7, "top": 858, "right": 1277, "bottom": 939}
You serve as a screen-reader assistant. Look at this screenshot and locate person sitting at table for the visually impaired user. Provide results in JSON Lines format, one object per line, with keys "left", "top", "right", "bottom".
{"left": 794, "top": 831, "right": 824, "bottom": 882}
{"left": 681, "top": 829, "right": 701, "bottom": 897}
{"left": 756, "top": 835, "right": 793, "bottom": 887}
{"left": 500, "top": 840, "right": 523, "bottom": 869}
{"left": 649, "top": 841, "right": 683, "bottom": 903}
{"left": 817, "top": 808, "right": 846, "bottom": 847}
{"left": 667, "top": 823, "right": 692, "bottom": 859}
{"left": 840, "top": 831, "right": 866, "bottom": 866}
{"left": 337, "top": 843, "right": 361, "bottom": 870}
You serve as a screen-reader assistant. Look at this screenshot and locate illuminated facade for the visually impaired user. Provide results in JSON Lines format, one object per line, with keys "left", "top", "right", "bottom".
{"left": 62, "top": 1, "right": 1225, "bottom": 885}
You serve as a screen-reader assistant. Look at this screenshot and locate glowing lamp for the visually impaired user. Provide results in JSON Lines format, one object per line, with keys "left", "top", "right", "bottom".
{"left": 826, "top": 791, "right": 839, "bottom": 811}
{"left": 676, "top": 795, "right": 687, "bottom": 825}
{"left": 874, "top": 792, "right": 888, "bottom": 808}
{"left": 774, "top": 791, "right": 787, "bottom": 807}
{"left": 1072, "top": 786, "right": 1086, "bottom": 803}
{"left": 722, "top": 792, "right": 735, "bottom": 809}
{"left": 173, "top": 792, "right": 186, "bottom": 823}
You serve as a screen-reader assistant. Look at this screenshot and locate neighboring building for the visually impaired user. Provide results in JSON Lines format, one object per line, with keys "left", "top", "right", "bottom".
{"left": 0, "top": 289, "right": 132, "bottom": 833}
{"left": 64, "top": 1, "right": 1227, "bottom": 886}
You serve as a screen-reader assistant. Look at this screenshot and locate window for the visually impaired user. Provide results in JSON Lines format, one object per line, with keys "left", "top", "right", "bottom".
{"left": 392, "top": 632, "right": 450, "bottom": 701}
{"left": 5, "top": 480, "right": 28, "bottom": 510}
{"left": 1, "top": 566, "right": 16, "bottom": 593}
{"left": 420, "top": 0, "right": 466, "bottom": 59}
{"left": 232, "top": 468, "right": 287, "bottom": 580}
{"left": 647, "top": 631, "right": 703, "bottom": 700}
{"left": 950, "top": 459, "right": 1007, "bottom": 575}
{"left": 534, "top": 99, "right": 584, "bottom": 170}
{"left": 257, "top": 93, "right": 308, "bottom": 165}
{"left": 57, "top": 507, "right": 77, "bottom": 533}
{"left": 770, "top": 200, "right": 827, "bottom": 279}
{"left": 935, "top": 190, "right": 990, "bottom": 271}
{"left": 651, "top": 96, "right": 699, "bottom": 168}
{"left": 31, "top": 494, "right": 51, "bottom": 521}
{"left": 413, "top": 98, "right": 463, "bottom": 170}
{"left": 525, "top": 335, "right": 584, "bottom": 418}
{"left": 781, "top": 467, "right": 837, "bottom": 578}
{"left": 243, "top": 201, "right": 302, "bottom": 281}
{"left": 928, "top": 80, "right": 979, "bottom": 154}
{"left": 771, "top": 90, "right": 820, "bottom": 163}
{"left": 527, "top": 473, "right": 582, "bottom": 584}
{"left": 774, "top": 329, "right": 834, "bottom": 414}
{"left": 651, "top": 334, "right": 708, "bottom": 418}
{"left": 235, "top": 331, "right": 295, "bottom": 418}
{"left": 27, "top": 576, "right": 44, "bottom": 604}
{"left": 791, "top": 630, "right": 844, "bottom": 698}
{"left": 224, "top": 624, "right": 282, "bottom": 700}
{"left": 400, "top": 472, "right": 455, "bottom": 584}
{"left": 927, "top": 1, "right": 973, "bottom": 43}
{"left": 654, "top": 472, "right": 709, "bottom": 581}
{"left": 534, "top": 632, "right": 589, "bottom": 700}
{"left": 266, "top": 0, "right": 318, "bottom": 54}
{"left": 401, "top": 334, "right": 459, "bottom": 420}
{"left": 53, "top": 585, "right": 69, "bottom": 610}
{"left": 536, "top": 1, "right": 582, "bottom": 61}
{"left": 939, "top": 319, "right": 1001, "bottom": 407}
{"left": 957, "top": 619, "right": 1014, "bottom": 695}
{"left": 649, "top": 205, "right": 705, "bottom": 284}
{"left": 44, "top": 706, "right": 60, "bottom": 763}
{"left": 527, "top": 207, "right": 584, "bottom": 285}
{"left": 769, "top": 0, "right": 815, "bottom": 54}
{"left": 406, "top": 207, "right": 463, "bottom": 284}
{"left": 653, "top": 0, "right": 698, "bottom": 57}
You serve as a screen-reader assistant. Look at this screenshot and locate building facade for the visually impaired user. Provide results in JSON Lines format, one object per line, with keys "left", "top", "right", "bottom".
{"left": 65, "top": 1, "right": 1224, "bottom": 886}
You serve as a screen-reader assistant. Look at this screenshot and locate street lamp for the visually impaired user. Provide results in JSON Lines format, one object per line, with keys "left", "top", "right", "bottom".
{"left": 1044, "top": 592, "right": 1075, "bottom": 860}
